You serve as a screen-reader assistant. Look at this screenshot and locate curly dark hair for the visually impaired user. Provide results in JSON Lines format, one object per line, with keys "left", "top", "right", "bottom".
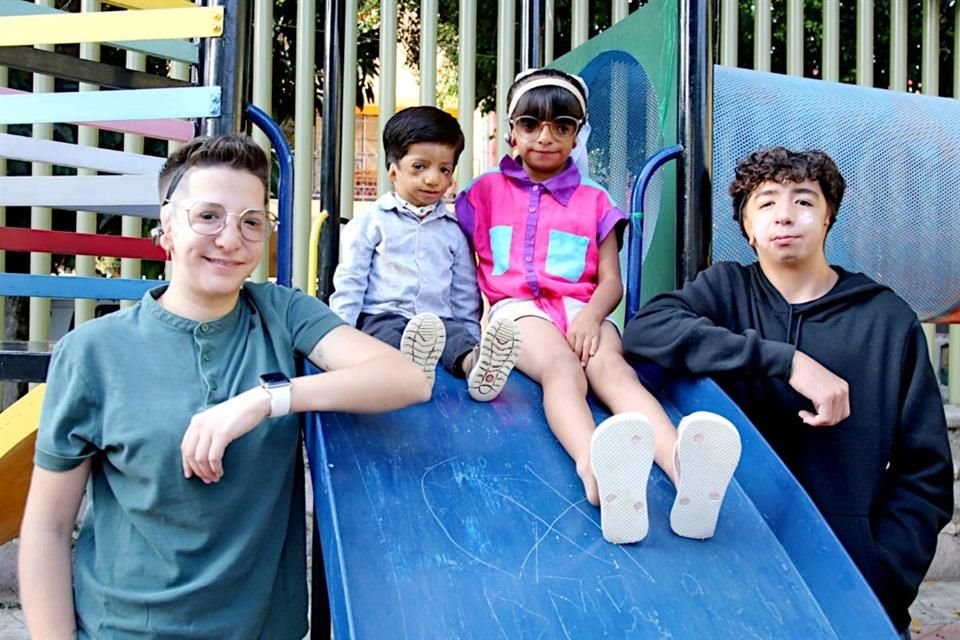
{"left": 729, "top": 147, "right": 846, "bottom": 240}
{"left": 158, "top": 133, "right": 270, "bottom": 204}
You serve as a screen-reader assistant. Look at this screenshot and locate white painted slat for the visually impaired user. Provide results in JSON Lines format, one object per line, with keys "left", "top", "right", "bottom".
{"left": 0, "top": 133, "right": 165, "bottom": 174}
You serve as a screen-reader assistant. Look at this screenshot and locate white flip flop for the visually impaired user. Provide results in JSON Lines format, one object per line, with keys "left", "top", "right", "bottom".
{"left": 670, "top": 411, "right": 742, "bottom": 540}
{"left": 590, "top": 412, "right": 656, "bottom": 544}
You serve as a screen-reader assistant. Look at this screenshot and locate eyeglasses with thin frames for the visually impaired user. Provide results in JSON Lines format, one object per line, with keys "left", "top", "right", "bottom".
{"left": 163, "top": 200, "right": 278, "bottom": 242}
{"left": 509, "top": 115, "right": 583, "bottom": 141}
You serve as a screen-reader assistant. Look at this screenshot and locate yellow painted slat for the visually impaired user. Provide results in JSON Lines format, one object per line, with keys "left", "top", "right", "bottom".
{"left": 0, "top": 384, "right": 44, "bottom": 459}
{"left": 0, "top": 6, "right": 222, "bottom": 46}
{"left": 103, "top": 0, "right": 197, "bottom": 8}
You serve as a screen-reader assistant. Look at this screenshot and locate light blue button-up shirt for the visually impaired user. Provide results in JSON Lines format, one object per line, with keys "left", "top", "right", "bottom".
{"left": 331, "top": 193, "right": 482, "bottom": 341}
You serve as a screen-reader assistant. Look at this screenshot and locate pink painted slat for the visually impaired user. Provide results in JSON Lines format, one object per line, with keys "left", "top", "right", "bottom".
{"left": 0, "top": 87, "right": 194, "bottom": 141}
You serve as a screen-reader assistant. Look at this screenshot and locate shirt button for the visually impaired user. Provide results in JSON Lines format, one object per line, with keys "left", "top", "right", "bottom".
{"left": 203, "top": 352, "right": 211, "bottom": 362}
{"left": 532, "top": 185, "right": 539, "bottom": 191}
{"left": 525, "top": 256, "right": 533, "bottom": 263}
{"left": 210, "top": 383, "right": 218, "bottom": 391}
{"left": 529, "top": 207, "right": 536, "bottom": 212}
{"left": 200, "top": 324, "right": 210, "bottom": 333}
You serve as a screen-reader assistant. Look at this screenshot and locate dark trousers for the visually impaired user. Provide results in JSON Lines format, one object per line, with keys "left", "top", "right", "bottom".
{"left": 356, "top": 312, "right": 476, "bottom": 377}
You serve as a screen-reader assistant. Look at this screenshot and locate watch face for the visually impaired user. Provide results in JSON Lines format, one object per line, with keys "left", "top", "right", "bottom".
{"left": 260, "top": 372, "right": 290, "bottom": 387}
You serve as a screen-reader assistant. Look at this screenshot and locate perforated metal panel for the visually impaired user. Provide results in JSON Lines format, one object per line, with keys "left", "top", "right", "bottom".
{"left": 580, "top": 50, "right": 663, "bottom": 262}
{"left": 713, "top": 66, "right": 960, "bottom": 320}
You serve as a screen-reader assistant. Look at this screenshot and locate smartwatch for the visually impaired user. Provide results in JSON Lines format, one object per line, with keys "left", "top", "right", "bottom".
{"left": 259, "top": 372, "right": 292, "bottom": 417}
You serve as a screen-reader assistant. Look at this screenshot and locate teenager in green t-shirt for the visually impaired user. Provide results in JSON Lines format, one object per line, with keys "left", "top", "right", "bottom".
{"left": 18, "top": 134, "right": 431, "bottom": 639}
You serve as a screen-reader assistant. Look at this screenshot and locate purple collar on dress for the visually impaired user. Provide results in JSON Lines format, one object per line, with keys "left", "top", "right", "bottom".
{"left": 498, "top": 155, "right": 581, "bottom": 206}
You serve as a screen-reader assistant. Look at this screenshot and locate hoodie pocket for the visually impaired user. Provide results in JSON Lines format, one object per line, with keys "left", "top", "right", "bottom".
{"left": 826, "top": 514, "right": 885, "bottom": 590}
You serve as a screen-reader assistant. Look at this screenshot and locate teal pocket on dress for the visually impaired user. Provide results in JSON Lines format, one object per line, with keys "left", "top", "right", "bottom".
{"left": 490, "top": 225, "right": 513, "bottom": 276}
{"left": 545, "top": 230, "right": 589, "bottom": 282}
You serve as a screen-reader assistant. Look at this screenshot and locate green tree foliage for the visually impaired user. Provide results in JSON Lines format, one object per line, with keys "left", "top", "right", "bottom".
{"left": 729, "top": 0, "right": 956, "bottom": 96}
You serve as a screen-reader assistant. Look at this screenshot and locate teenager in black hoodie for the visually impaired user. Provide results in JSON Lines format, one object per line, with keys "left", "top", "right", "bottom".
{"left": 623, "top": 147, "right": 954, "bottom": 636}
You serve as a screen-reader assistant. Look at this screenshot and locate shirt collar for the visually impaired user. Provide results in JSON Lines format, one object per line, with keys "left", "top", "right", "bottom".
{"left": 378, "top": 192, "right": 456, "bottom": 221}
{"left": 498, "top": 154, "right": 581, "bottom": 206}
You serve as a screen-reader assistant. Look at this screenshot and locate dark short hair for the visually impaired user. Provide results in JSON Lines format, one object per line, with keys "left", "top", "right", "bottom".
{"left": 729, "top": 147, "right": 846, "bottom": 240}
{"left": 382, "top": 106, "right": 465, "bottom": 170}
{"left": 506, "top": 68, "right": 587, "bottom": 122}
{"left": 158, "top": 133, "right": 270, "bottom": 203}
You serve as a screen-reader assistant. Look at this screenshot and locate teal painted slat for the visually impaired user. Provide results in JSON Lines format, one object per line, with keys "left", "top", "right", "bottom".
{"left": 0, "top": 86, "right": 220, "bottom": 125}
{"left": 0, "top": 1, "right": 199, "bottom": 64}
{"left": 0, "top": 273, "right": 163, "bottom": 300}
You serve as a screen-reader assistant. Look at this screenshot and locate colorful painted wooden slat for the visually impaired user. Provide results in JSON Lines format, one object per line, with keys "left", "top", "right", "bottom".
{"left": 0, "top": 1, "right": 199, "bottom": 64}
{"left": 0, "top": 6, "right": 223, "bottom": 47}
{"left": 0, "top": 175, "right": 157, "bottom": 211}
{"left": 0, "top": 87, "right": 196, "bottom": 141}
{"left": 0, "top": 133, "right": 165, "bottom": 174}
{"left": 0, "top": 228, "right": 166, "bottom": 261}
{"left": 102, "top": 0, "right": 197, "bottom": 9}
{"left": 0, "top": 86, "right": 220, "bottom": 125}
{"left": 0, "top": 273, "right": 161, "bottom": 300}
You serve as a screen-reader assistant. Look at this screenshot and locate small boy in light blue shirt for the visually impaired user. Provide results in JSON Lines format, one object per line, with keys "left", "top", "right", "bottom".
{"left": 331, "top": 106, "right": 521, "bottom": 400}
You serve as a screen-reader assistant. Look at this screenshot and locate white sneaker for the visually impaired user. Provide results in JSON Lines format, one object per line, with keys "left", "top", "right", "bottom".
{"left": 669, "top": 411, "right": 742, "bottom": 540}
{"left": 591, "top": 412, "right": 656, "bottom": 544}
{"left": 400, "top": 313, "right": 446, "bottom": 389}
{"left": 467, "top": 317, "right": 522, "bottom": 402}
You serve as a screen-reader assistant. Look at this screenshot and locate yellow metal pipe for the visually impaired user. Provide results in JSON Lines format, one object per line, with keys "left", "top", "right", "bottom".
{"left": 307, "top": 211, "right": 329, "bottom": 298}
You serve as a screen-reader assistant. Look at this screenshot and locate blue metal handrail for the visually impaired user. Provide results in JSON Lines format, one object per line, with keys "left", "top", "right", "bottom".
{"left": 246, "top": 104, "right": 294, "bottom": 288}
{"left": 626, "top": 144, "right": 683, "bottom": 318}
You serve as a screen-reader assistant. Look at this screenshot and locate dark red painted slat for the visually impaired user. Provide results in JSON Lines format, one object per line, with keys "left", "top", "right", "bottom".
{"left": 0, "top": 227, "right": 165, "bottom": 261}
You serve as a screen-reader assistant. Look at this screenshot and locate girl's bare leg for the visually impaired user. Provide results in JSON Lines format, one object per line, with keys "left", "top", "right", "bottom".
{"left": 585, "top": 323, "right": 679, "bottom": 486}
{"left": 513, "top": 317, "right": 600, "bottom": 504}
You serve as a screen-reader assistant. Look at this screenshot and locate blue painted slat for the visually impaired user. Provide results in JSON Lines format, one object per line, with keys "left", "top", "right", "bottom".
{"left": 0, "top": 1, "right": 199, "bottom": 64}
{"left": 0, "top": 86, "right": 220, "bottom": 125}
{"left": 304, "top": 364, "right": 897, "bottom": 639}
{"left": 0, "top": 273, "right": 162, "bottom": 300}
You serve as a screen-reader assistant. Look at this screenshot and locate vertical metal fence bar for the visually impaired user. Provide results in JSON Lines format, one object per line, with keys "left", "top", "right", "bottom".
{"left": 377, "top": 0, "right": 398, "bottom": 192}
{"left": 822, "top": 0, "right": 840, "bottom": 82}
{"left": 251, "top": 0, "right": 274, "bottom": 282}
{"left": 202, "top": 0, "right": 249, "bottom": 136}
{"left": 420, "top": 0, "right": 438, "bottom": 105}
{"left": 496, "top": 0, "right": 516, "bottom": 158}
{"left": 30, "top": 0, "right": 55, "bottom": 346}
{"left": 890, "top": 0, "right": 908, "bottom": 91}
{"left": 121, "top": 50, "right": 146, "bottom": 310}
{"left": 75, "top": 0, "right": 100, "bottom": 326}
{"left": 293, "top": 0, "right": 317, "bottom": 290}
{"left": 339, "top": 0, "right": 358, "bottom": 223}
{"left": 753, "top": 0, "right": 771, "bottom": 72}
{"left": 611, "top": 0, "right": 628, "bottom": 25}
{"left": 786, "top": 0, "right": 804, "bottom": 76}
{"left": 544, "top": 0, "right": 555, "bottom": 63}
{"left": 719, "top": 0, "right": 738, "bottom": 67}
{"left": 572, "top": 0, "right": 589, "bottom": 48}
{"left": 458, "top": 0, "right": 477, "bottom": 188}
{"left": 856, "top": 0, "right": 874, "bottom": 86}
{"left": 317, "top": 0, "right": 345, "bottom": 303}
{"left": 921, "top": 0, "right": 940, "bottom": 96}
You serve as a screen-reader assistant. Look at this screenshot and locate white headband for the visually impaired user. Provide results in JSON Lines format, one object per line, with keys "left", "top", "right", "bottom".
{"left": 507, "top": 76, "right": 588, "bottom": 119}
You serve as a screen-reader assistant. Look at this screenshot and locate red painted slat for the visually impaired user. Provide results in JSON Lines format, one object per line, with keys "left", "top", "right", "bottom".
{"left": 0, "top": 227, "right": 166, "bottom": 261}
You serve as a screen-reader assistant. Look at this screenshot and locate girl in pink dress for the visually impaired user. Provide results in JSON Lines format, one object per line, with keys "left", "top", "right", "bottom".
{"left": 456, "top": 68, "right": 742, "bottom": 543}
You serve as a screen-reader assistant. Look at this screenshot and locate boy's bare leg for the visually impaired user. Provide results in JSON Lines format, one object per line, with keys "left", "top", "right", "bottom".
{"left": 585, "top": 323, "right": 680, "bottom": 486}
{"left": 513, "top": 317, "right": 600, "bottom": 504}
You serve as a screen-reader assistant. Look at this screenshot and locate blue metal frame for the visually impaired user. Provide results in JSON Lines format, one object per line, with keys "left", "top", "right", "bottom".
{"left": 246, "top": 104, "right": 294, "bottom": 288}
{"left": 626, "top": 144, "right": 683, "bottom": 318}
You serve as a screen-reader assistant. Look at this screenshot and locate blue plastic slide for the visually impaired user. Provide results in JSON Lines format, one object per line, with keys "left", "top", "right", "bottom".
{"left": 304, "top": 364, "right": 898, "bottom": 639}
